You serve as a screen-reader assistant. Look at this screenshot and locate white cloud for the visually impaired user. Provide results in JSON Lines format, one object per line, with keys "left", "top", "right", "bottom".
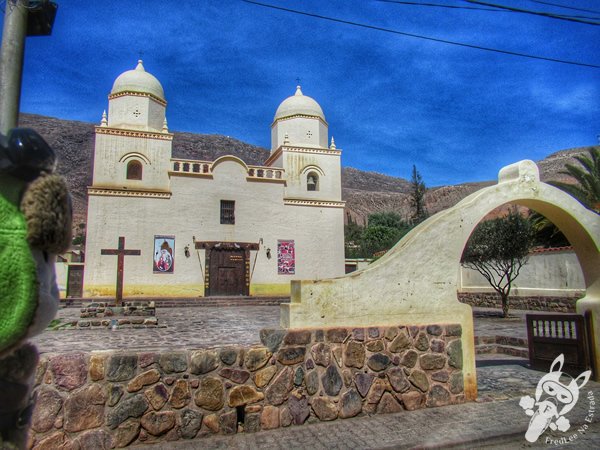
{"left": 531, "top": 83, "right": 598, "bottom": 114}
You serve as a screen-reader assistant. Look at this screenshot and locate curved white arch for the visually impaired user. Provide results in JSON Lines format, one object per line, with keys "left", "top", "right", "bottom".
{"left": 212, "top": 155, "right": 249, "bottom": 171}
{"left": 281, "top": 160, "right": 600, "bottom": 398}
{"left": 301, "top": 164, "right": 325, "bottom": 177}
{"left": 119, "top": 152, "right": 151, "bottom": 165}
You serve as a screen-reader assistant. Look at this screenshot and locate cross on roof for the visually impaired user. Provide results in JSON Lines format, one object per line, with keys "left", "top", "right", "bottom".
{"left": 101, "top": 236, "right": 141, "bottom": 304}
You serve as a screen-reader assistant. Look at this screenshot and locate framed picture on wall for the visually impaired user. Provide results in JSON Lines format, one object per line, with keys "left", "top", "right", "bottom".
{"left": 153, "top": 235, "right": 175, "bottom": 273}
{"left": 277, "top": 239, "right": 295, "bottom": 275}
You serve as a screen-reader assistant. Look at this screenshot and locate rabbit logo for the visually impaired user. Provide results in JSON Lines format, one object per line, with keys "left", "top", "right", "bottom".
{"left": 519, "top": 354, "right": 591, "bottom": 443}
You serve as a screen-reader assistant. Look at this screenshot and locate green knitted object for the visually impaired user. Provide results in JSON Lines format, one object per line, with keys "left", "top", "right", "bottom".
{"left": 0, "top": 192, "right": 38, "bottom": 355}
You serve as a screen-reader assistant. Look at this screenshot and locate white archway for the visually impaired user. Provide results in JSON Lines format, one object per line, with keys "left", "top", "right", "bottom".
{"left": 281, "top": 160, "right": 600, "bottom": 399}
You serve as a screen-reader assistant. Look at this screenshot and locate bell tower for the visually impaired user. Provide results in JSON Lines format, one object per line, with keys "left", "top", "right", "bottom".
{"left": 91, "top": 60, "right": 173, "bottom": 193}
{"left": 267, "top": 86, "right": 342, "bottom": 203}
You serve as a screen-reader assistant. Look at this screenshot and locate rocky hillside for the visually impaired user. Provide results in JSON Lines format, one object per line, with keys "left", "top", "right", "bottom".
{"left": 16, "top": 113, "right": 594, "bottom": 227}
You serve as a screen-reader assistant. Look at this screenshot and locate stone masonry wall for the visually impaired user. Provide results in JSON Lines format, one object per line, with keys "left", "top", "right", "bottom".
{"left": 29, "top": 324, "right": 464, "bottom": 449}
{"left": 458, "top": 292, "right": 583, "bottom": 313}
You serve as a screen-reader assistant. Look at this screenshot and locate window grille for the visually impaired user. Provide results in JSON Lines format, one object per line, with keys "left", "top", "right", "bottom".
{"left": 220, "top": 200, "right": 235, "bottom": 224}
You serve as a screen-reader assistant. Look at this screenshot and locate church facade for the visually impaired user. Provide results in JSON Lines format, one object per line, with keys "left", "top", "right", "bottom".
{"left": 83, "top": 61, "right": 345, "bottom": 297}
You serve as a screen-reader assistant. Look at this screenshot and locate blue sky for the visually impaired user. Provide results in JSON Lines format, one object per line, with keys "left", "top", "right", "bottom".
{"left": 6, "top": 0, "right": 599, "bottom": 186}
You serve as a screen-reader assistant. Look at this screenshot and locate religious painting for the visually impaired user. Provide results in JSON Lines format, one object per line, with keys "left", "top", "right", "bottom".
{"left": 153, "top": 236, "right": 175, "bottom": 273}
{"left": 277, "top": 240, "right": 295, "bottom": 275}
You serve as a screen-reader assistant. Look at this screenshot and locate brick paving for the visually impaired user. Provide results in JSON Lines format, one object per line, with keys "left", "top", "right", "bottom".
{"left": 31, "top": 304, "right": 600, "bottom": 448}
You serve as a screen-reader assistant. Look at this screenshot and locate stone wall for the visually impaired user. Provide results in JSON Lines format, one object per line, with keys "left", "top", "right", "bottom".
{"left": 79, "top": 302, "right": 157, "bottom": 318}
{"left": 458, "top": 292, "right": 583, "bottom": 313}
{"left": 29, "top": 324, "right": 464, "bottom": 448}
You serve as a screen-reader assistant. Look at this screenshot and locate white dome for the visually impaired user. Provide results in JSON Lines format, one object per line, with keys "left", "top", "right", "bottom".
{"left": 274, "top": 86, "right": 325, "bottom": 122}
{"left": 110, "top": 60, "right": 165, "bottom": 101}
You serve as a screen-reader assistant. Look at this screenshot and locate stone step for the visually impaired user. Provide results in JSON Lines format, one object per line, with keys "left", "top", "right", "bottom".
{"left": 494, "top": 344, "right": 529, "bottom": 358}
{"left": 474, "top": 335, "right": 527, "bottom": 348}
{"left": 474, "top": 335, "right": 529, "bottom": 358}
{"left": 475, "top": 344, "right": 528, "bottom": 358}
{"left": 55, "top": 316, "right": 162, "bottom": 329}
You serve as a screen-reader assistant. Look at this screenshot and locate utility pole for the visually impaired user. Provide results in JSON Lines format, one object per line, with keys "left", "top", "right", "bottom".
{"left": 0, "top": 0, "right": 29, "bottom": 136}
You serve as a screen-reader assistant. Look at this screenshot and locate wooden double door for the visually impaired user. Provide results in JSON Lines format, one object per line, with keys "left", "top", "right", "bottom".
{"left": 209, "top": 248, "right": 246, "bottom": 296}
{"left": 196, "top": 241, "right": 258, "bottom": 297}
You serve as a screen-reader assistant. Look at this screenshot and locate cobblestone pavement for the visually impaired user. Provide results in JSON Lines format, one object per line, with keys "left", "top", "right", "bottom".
{"left": 32, "top": 305, "right": 600, "bottom": 448}
{"left": 31, "top": 306, "right": 281, "bottom": 354}
{"left": 32, "top": 305, "right": 531, "bottom": 354}
{"left": 473, "top": 307, "right": 528, "bottom": 339}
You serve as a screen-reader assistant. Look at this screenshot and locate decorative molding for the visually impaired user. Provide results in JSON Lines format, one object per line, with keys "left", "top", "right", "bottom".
{"left": 108, "top": 90, "right": 167, "bottom": 106}
{"left": 264, "top": 146, "right": 341, "bottom": 166}
{"left": 284, "top": 199, "right": 346, "bottom": 208}
{"left": 87, "top": 187, "right": 171, "bottom": 199}
{"left": 195, "top": 241, "right": 260, "bottom": 251}
{"left": 284, "top": 145, "right": 341, "bottom": 156}
{"left": 168, "top": 171, "right": 213, "bottom": 179}
{"left": 119, "top": 152, "right": 152, "bottom": 164}
{"left": 271, "top": 114, "right": 328, "bottom": 127}
{"left": 246, "top": 177, "right": 286, "bottom": 184}
{"left": 95, "top": 126, "right": 173, "bottom": 141}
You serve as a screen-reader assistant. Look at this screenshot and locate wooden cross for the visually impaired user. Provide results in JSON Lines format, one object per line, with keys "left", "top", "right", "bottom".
{"left": 101, "top": 236, "right": 141, "bottom": 304}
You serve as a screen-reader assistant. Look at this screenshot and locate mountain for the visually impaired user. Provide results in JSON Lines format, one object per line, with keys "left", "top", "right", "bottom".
{"left": 17, "top": 113, "right": 594, "bottom": 227}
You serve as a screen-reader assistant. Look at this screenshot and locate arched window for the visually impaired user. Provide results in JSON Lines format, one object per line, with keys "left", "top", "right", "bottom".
{"left": 307, "top": 172, "right": 319, "bottom": 191}
{"left": 126, "top": 160, "right": 143, "bottom": 180}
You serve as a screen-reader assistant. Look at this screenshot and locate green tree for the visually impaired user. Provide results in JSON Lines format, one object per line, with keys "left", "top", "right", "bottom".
{"left": 361, "top": 225, "right": 404, "bottom": 257}
{"left": 368, "top": 211, "right": 405, "bottom": 229}
{"left": 410, "top": 165, "right": 427, "bottom": 224}
{"left": 344, "top": 212, "right": 412, "bottom": 258}
{"left": 529, "top": 147, "right": 599, "bottom": 249}
{"left": 461, "top": 209, "right": 536, "bottom": 318}
{"left": 361, "top": 212, "right": 411, "bottom": 257}
{"left": 529, "top": 211, "right": 569, "bottom": 248}
{"left": 344, "top": 220, "right": 365, "bottom": 258}
{"left": 72, "top": 222, "right": 86, "bottom": 247}
{"left": 549, "top": 147, "right": 600, "bottom": 214}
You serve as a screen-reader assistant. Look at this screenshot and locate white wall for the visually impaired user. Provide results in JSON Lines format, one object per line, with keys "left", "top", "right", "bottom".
{"left": 271, "top": 116, "right": 327, "bottom": 150}
{"left": 93, "top": 131, "right": 172, "bottom": 191}
{"left": 459, "top": 249, "right": 585, "bottom": 297}
{"left": 84, "top": 158, "right": 345, "bottom": 296}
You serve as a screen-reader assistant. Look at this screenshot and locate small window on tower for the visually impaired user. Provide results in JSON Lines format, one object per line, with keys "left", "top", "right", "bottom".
{"left": 126, "top": 160, "right": 143, "bottom": 180}
{"left": 220, "top": 200, "right": 235, "bottom": 224}
{"left": 307, "top": 172, "right": 319, "bottom": 191}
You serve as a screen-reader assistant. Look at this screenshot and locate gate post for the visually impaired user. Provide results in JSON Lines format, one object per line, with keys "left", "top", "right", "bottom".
{"left": 578, "top": 298, "right": 600, "bottom": 381}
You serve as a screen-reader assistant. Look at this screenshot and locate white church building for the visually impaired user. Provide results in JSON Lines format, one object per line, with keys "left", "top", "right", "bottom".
{"left": 83, "top": 61, "right": 345, "bottom": 298}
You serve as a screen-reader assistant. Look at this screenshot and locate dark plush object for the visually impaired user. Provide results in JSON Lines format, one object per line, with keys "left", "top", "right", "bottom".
{"left": 0, "top": 128, "right": 70, "bottom": 449}
{"left": 21, "top": 173, "right": 72, "bottom": 254}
